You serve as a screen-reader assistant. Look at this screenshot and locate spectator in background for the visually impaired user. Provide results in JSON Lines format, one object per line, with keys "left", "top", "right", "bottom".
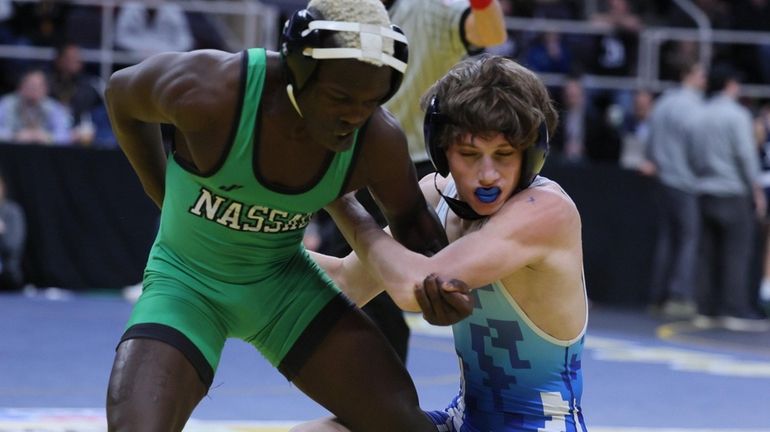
{"left": 525, "top": 30, "right": 573, "bottom": 74}
{"left": 47, "top": 42, "right": 106, "bottom": 147}
{"left": 659, "top": 40, "right": 699, "bottom": 82}
{"left": 114, "top": 0, "right": 193, "bottom": 56}
{"left": 620, "top": 88, "right": 656, "bottom": 175}
{"left": 645, "top": 60, "right": 705, "bottom": 318}
{"left": 551, "top": 76, "right": 621, "bottom": 163}
{"left": 587, "top": 0, "right": 643, "bottom": 118}
{"left": 552, "top": 77, "right": 588, "bottom": 162}
{"left": 0, "top": 169, "right": 26, "bottom": 291}
{"left": 0, "top": 69, "right": 72, "bottom": 145}
{"left": 590, "top": 0, "right": 642, "bottom": 77}
{"left": 691, "top": 64, "right": 769, "bottom": 332}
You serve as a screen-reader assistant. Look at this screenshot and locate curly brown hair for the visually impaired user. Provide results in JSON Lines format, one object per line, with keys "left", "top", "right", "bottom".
{"left": 420, "top": 55, "right": 558, "bottom": 151}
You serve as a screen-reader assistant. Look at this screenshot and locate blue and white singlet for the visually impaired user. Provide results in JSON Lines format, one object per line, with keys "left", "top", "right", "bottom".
{"left": 426, "top": 176, "right": 589, "bottom": 432}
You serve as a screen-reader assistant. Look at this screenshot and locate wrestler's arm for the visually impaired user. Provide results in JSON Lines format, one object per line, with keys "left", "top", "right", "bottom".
{"left": 307, "top": 248, "right": 384, "bottom": 307}
{"left": 104, "top": 50, "right": 227, "bottom": 208}
{"left": 314, "top": 175, "right": 449, "bottom": 310}
{"left": 464, "top": 0, "right": 507, "bottom": 47}
{"left": 351, "top": 109, "right": 449, "bottom": 255}
{"left": 331, "top": 184, "right": 578, "bottom": 310}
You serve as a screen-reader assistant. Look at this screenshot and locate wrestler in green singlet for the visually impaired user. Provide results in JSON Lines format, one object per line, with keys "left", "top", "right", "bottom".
{"left": 105, "top": 1, "right": 471, "bottom": 429}
{"left": 125, "top": 48, "right": 362, "bottom": 385}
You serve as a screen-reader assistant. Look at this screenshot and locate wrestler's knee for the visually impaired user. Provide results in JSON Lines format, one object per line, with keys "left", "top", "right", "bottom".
{"left": 106, "top": 358, "right": 155, "bottom": 431}
{"left": 105, "top": 339, "right": 205, "bottom": 431}
{"left": 106, "top": 378, "right": 188, "bottom": 432}
{"left": 105, "top": 375, "right": 138, "bottom": 431}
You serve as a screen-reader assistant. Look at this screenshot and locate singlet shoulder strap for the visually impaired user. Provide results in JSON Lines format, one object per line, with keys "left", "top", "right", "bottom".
{"left": 435, "top": 177, "right": 456, "bottom": 227}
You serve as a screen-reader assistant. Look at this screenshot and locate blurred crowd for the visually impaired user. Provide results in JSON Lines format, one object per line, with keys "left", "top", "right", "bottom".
{"left": 0, "top": 0, "right": 230, "bottom": 149}
{"left": 640, "top": 60, "right": 770, "bottom": 331}
{"left": 0, "top": 0, "right": 768, "bottom": 328}
{"left": 0, "top": 0, "right": 767, "bottom": 152}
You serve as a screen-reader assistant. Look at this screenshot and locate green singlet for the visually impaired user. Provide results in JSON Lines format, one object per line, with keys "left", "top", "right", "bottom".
{"left": 125, "top": 48, "right": 361, "bottom": 380}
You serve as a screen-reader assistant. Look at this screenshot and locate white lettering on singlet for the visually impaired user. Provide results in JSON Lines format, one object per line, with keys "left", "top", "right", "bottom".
{"left": 188, "top": 188, "right": 312, "bottom": 233}
{"left": 189, "top": 188, "right": 226, "bottom": 219}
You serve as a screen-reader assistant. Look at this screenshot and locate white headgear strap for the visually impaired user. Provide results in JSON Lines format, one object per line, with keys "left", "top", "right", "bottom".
{"left": 300, "top": 20, "right": 408, "bottom": 73}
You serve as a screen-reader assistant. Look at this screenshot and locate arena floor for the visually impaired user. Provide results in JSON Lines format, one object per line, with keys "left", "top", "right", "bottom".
{"left": 1, "top": 289, "right": 769, "bottom": 431}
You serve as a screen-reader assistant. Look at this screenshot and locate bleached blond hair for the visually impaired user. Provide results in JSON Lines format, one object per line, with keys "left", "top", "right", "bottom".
{"left": 307, "top": 0, "right": 394, "bottom": 66}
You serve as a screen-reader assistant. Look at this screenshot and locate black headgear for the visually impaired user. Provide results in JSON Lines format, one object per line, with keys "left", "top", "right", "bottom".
{"left": 281, "top": 8, "right": 408, "bottom": 103}
{"left": 424, "top": 95, "right": 549, "bottom": 187}
{"left": 423, "top": 95, "right": 550, "bottom": 220}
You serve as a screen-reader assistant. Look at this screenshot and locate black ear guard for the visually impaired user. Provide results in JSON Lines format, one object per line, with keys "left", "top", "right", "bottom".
{"left": 281, "top": 8, "right": 408, "bottom": 103}
{"left": 423, "top": 95, "right": 452, "bottom": 176}
{"left": 423, "top": 95, "right": 550, "bottom": 192}
{"left": 282, "top": 9, "right": 321, "bottom": 91}
{"left": 384, "top": 25, "right": 407, "bottom": 101}
{"left": 520, "top": 122, "right": 549, "bottom": 192}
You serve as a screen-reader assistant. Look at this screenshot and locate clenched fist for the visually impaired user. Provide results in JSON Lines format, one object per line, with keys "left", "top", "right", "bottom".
{"left": 415, "top": 273, "right": 474, "bottom": 326}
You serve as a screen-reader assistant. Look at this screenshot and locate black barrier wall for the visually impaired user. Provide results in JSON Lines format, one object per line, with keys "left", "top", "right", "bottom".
{"left": 0, "top": 143, "right": 159, "bottom": 290}
{"left": 542, "top": 161, "right": 658, "bottom": 306}
{"left": 0, "top": 143, "right": 658, "bottom": 305}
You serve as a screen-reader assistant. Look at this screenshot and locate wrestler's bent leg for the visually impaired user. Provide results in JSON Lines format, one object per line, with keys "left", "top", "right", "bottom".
{"left": 106, "top": 339, "right": 207, "bottom": 432}
{"left": 290, "top": 308, "right": 435, "bottom": 432}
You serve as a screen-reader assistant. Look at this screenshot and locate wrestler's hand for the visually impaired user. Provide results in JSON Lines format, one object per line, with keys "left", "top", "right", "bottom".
{"left": 416, "top": 273, "right": 474, "bottom": 326}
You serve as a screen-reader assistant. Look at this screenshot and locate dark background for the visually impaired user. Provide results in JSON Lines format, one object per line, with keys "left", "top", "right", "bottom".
{"left": 0, "top": 143, "right": 159, "bottom": 290}
{"left": 0, "top": 143, "right": 656, "bottom": 304}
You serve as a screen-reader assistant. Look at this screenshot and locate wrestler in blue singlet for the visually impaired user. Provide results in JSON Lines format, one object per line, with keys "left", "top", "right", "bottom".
{"left": 426, "top": 177, "right": 589, "bottom": 432}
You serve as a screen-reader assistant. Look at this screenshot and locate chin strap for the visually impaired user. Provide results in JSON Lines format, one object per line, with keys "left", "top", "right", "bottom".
{"left": 286, "top": 84, "right": 303, "bottom": 117}
{"left": 433, "top": 173, "right": 485, "bottom": 221}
